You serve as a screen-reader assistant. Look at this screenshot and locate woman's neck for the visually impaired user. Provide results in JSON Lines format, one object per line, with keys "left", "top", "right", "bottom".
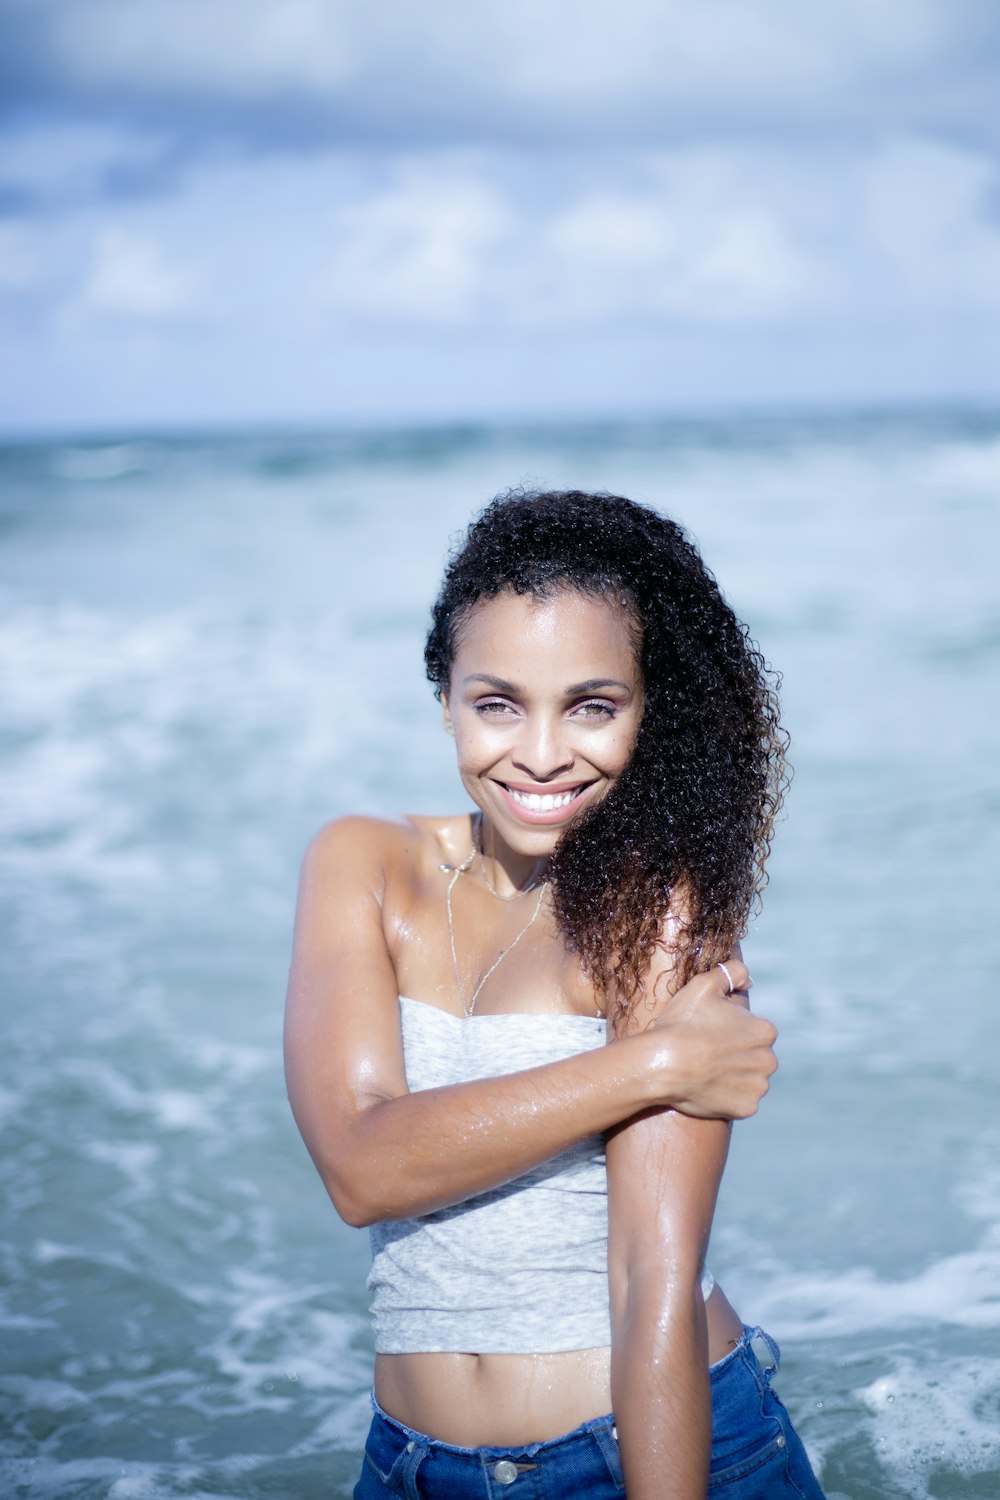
{"left": 475, "top": 814, "right": 548, "bottom": 900}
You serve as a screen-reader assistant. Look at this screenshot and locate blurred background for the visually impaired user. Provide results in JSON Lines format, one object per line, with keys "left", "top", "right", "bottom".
{"left": 1, "top": 5, "right": 998, "bottom": 1499}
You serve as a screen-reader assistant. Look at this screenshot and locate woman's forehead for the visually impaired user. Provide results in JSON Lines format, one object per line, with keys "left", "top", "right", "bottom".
{"left": 452, "top": 588, "right": 642, "bottom": 678}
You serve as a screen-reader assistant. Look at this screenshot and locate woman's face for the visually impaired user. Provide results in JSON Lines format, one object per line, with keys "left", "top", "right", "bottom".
{"left": 442, "top": 588, "right": 644, "bottom": 859}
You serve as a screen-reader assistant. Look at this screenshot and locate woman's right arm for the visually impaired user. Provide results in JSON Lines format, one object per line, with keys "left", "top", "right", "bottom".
{"left": 283, "top": 818, "right": 776, "bottom": 1228}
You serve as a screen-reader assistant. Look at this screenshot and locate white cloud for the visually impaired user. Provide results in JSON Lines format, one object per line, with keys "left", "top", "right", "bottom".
{"left": 531, "top": 157, "right": 823, "bottom": 325}
{"left": 314, "top": 167, "right": 513, "bottom": 324}
{"left": 74, "top": 228, "right": 200, "bottom": 320}
{"left": 24, "top": 135, "right": 1000, "bottom": 348}
{"left": 863, "top": 141, "right": 1000, "bottom": 311}
{"left": 307, "top": 149, "right": 832, "bottom": 331}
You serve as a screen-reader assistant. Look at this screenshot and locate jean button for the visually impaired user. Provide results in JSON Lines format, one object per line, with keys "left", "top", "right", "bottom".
{"left": 493, "top": 1459, "right": 519, "bottom": 1484}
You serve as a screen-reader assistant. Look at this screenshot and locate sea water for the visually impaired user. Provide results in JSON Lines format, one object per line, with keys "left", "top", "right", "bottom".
{"left": 0, "top": 408, "right": 998, "bottom": 1499}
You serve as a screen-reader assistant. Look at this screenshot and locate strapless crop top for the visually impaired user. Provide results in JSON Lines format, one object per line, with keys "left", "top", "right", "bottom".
{"left": 366, "top": 997, "right": 714, "bottom": 1354}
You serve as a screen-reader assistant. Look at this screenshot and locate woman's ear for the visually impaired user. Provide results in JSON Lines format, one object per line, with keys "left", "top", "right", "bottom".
{"left": 441, "top": 696, "right": 454, "bottom": 737}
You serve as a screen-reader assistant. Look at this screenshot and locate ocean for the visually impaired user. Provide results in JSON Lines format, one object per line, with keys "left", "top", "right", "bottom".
{"left": 1, "top": 408, "right": 998, "bottom": 1499}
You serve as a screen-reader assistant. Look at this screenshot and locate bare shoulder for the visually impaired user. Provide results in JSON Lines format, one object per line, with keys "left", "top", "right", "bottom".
{"left": 301, "top": 811, "right": 472, "bottom": 893}
{"left": 304, "top": 813, "right": 415, "bottom": 872}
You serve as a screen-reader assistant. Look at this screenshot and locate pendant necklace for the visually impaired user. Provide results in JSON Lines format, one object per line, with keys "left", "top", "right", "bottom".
{"left": 441, "top": 820, "right": 548, "bottom": 1016}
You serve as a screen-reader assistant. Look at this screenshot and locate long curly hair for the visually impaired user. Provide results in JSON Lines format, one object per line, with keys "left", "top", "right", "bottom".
{"left": 425, "top": 489, "right": 789, "bottom": 1017}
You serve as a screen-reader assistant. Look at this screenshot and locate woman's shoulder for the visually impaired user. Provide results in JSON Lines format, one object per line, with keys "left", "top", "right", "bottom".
{"left": 302, "top": 811, "right": 473, "bottom": 888}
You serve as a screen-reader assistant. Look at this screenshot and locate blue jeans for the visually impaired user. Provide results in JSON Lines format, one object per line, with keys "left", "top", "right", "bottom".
{"left": 354, "top": 1326, "right": 825, "bottom": 1498}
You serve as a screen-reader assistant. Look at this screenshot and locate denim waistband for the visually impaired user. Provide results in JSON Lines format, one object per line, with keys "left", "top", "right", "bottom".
{"left": 364, "top": 1393, "right": 624, "bottom": 1497}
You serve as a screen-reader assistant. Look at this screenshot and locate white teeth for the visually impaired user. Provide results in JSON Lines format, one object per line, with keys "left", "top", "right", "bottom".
{"left": 508, "top": 788, "right": 578, "bottom": 812}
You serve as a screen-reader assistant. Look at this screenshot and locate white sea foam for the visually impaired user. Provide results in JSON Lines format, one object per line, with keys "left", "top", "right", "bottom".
{"left": 33, "top": 1238, "right": 135, "bottom": 1274}
{"left": 287, "top": 1386, "right": 374, "bottom": 1456}
{"left": 86, "top": 1140, "right": 161, "bottom": 1192}
{"left": 144, "top": 1089, "right": 216, "bottom": 1131}
{"left": 748, "top": 1240, "right": 1000, "bottom": 1339}
{"left": 195, "top": 1266, "right": 372, "bottom": 1420}
{"left": 0, "top": 1456, "right": 219, "bottom": 1500}
{"left": 858, "top": 1355, "right": 1000, "bottom": 1499}
{"left": 0, "top": 1374, "right": 90, "bottom": 1410}
{"left": 0, "top": 596, "right": 440, "bottom": 923}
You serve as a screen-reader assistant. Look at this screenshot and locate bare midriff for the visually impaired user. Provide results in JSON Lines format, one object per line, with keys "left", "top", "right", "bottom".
{"left": 373, "top": 1281, "right": 745, "bottom": 1447}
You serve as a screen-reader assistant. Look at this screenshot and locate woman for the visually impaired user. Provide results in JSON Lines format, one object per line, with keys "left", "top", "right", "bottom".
{"left": 285, "top": 490, "right": 825, "bottom": 1498}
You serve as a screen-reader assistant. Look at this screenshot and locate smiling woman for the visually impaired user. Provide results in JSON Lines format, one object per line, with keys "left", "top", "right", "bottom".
{"left": 284, "top": 488, "right": 826, "bottom": 1499}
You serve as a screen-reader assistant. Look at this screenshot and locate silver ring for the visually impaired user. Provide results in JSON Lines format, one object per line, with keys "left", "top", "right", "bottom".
{"left": 717, "top": 961, "right": 735, "bottom": 995}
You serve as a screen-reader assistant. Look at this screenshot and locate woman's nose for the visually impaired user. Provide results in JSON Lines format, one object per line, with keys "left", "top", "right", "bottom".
{"left": 511, "top": 716, "right": 574, "bottom": 780}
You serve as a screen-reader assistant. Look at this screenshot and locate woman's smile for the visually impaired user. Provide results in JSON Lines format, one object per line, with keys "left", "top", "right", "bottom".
{"left": 496, "top": 779, "right": 593, "bottom": 823}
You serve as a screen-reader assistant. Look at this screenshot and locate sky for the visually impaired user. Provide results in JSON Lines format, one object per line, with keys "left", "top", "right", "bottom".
{"left": 1, "top": 0, "right": 999, "bottom": 434}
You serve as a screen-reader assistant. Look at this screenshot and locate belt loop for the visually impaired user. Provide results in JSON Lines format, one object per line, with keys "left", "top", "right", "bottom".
{"left": 385, "top": 1433, "right": 429, "bottom": 1499}
{"left": 749, "top": 1328, "right": 780, "bottom": 1381}
{"left": 591, "top": 1415, "right": 626, "bottom": 1489}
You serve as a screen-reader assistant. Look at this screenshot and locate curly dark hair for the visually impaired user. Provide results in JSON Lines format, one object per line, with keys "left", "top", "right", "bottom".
{"left": 425, "top": 489, "right": 789, "bottom": 1016}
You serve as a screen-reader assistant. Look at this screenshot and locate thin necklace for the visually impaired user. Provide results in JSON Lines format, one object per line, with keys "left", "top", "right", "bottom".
{"left": 442, "top": 827, "right": 547, "bottom": 1016}
{"left": 476, "top": 815, "right": 545, "bottom": 901}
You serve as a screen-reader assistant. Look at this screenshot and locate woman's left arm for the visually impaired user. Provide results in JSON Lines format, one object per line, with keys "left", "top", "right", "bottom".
{"left": 607, "top": 949, "right": 747, "bottom": 1500}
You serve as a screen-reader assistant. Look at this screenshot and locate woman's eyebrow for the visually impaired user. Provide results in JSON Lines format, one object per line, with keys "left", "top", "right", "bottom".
{"left": 462, "top": 674, "right": 634, "bottom": 694}
{"left": 568, "top": 678, "right": 633, "bottom": 694}
{"left": 462, "top": 673, "right": 518, "bottom": 691}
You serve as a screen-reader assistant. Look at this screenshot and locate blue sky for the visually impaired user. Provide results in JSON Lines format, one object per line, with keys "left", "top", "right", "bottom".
{"left": 1, "top": 0, "right": 999, "bottom": 433}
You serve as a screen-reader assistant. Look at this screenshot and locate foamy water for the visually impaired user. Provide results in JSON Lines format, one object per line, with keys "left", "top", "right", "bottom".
{"left": 1, "top": 410, "right": 998, "bottom": 1497}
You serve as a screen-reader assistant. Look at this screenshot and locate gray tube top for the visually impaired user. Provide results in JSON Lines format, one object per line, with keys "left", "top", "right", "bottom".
{"left": 367, "top": 996, "right": 714, "bottom": 1354}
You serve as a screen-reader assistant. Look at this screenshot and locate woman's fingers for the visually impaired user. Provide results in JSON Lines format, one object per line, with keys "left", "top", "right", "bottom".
{"left": 643, "top": 962, "right": 778, "bottom": 1118}
{"left": 714, "top": 956, "right": 751, "bottom": 996}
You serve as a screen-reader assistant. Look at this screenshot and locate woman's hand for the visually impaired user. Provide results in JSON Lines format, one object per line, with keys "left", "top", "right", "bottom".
{"left": 628, "top": 958, "right": 778, "bottom": 1120}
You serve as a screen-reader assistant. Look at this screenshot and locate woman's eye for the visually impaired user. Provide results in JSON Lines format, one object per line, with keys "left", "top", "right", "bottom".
{"left": 475, "top": 699, "right": 517, "bottom": 717}
{"left": 573, "top": 700, "right": 616, "bottom": 719}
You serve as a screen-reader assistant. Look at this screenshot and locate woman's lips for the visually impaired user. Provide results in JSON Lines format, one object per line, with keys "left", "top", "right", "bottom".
{"left": 496, "top": 781, "right": 593, "bottom": 824}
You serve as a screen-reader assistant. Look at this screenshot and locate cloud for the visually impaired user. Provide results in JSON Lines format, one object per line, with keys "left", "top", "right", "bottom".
{"left": 3, "top": 0, "right": 998, "bottom": 159}
{"left": 1, "top": 2, "right": 999, "bottom": 428}
{"left": 863, "top": 141, "right": 1000, "bottom": 312}
{"left": 72, "top": 228, "right": 200, "bottom": 321}
{"left": 303, "top": 143, "right": 999, "bottom": 332}
{"left": 314, "top": 165, "right": 513, "bottom": 324}
{"left": 10, "top": 137, "right": 1000, "bottom": 341}
{"left": 530, "top": 156, "right": 824, "bottom": 326}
